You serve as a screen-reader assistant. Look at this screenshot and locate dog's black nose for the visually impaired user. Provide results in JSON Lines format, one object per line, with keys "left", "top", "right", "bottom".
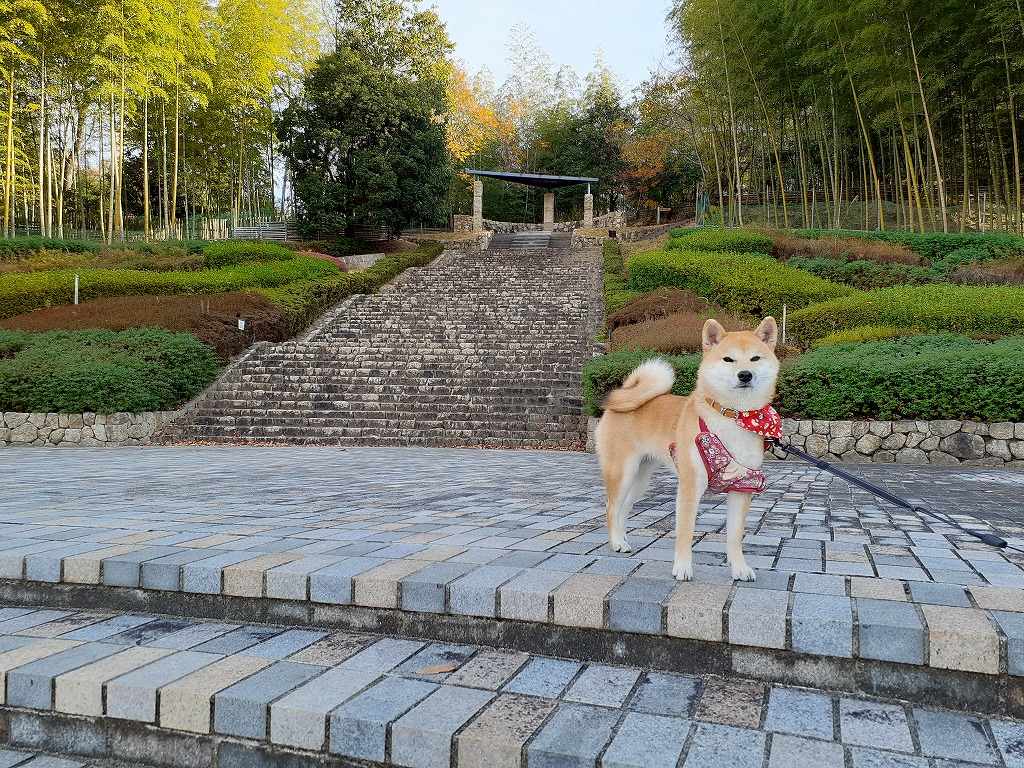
{"left": 738, "top": 370, "right": 753, "bottom": 383}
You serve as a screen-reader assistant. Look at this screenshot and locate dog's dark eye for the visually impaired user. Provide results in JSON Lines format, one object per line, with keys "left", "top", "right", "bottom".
{"left": 723, "top": 357, "right": 734, "bottom": 363}
{"left": 751, "top": 356, "right": 761, "bottom": 362}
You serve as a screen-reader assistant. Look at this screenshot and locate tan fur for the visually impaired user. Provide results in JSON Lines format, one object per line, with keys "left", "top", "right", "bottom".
{"left": 595, "top": 317, "right": 780, "bottom": 581}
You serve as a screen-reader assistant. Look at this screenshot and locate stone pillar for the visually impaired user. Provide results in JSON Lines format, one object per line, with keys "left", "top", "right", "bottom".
{"left": 472, "top": 180, "right": 483, "bottom": 232}
{"left": 583, "top": 193, "right": 594, "bottom": 228}
{"left": 543, "top": 192, "right": 555, "bottom": 232}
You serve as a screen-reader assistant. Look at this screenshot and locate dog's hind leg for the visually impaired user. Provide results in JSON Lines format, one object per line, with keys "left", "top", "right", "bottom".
{"left": 612, "top": 457, "right": 657, "bottom": 552}
{"left": 726, "top": 491, "right": 756, "bottom": 581}
{"left": 672, "top": 454, "right": 706, "bottom": 581}
{"left": 603, "top": 454, "right": 643, "bottom": 553}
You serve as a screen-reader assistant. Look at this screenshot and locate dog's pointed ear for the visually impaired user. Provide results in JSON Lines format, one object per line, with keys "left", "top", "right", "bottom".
{"left": 756, "top": 317, "right": 778, "bottom": 349}
{"left": 702, "top": 319, "right": 726, "bottom": 349}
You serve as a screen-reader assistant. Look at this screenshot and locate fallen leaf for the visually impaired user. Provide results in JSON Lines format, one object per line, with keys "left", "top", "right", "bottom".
{"left": 415, "top": 662, "right": 458, "bottom": 675}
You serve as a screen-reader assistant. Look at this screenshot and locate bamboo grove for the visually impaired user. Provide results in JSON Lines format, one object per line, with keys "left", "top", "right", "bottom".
{"left": 660, "top": 0, "right": 1024, "bottom": 232}
{"left": 0, "top": 0, "right": 319, "bottom": 242}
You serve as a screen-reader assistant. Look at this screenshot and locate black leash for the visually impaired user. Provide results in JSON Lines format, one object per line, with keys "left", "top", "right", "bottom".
{"left": 771, "top": 438, "right": 1008, "bottom": 549}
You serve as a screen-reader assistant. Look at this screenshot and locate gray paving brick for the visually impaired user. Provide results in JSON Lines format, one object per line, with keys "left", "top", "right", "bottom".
{"left": 399, "top": 561, "right": 475, "bottom": 613}
{"left": 791, "top": 594, "right": 853, "bottom": 657}
{"left": 101, "top": 547, "right": 180, "bottom": 588}
{"left": 504, "top": 657, "right": 581, "bottom": 698}
{"left": 564, "top": 664, "right": 640, "bottom": 708}
{"left": 105, "top": 650, "right": 220, "bottom": 721}
{"left": 192, "top": 626, "right": 283, "bottom": 655}
{"left": 628, "top": 672, "right": 700, "bottom": 718}
{"left": 105, "top": 618, "right": 194, "bottom": 646}
{"left": 390, "top": 643, "right": 476, "bottom": 680}
{"left": 914, "top": 709, "right": 997, "bottom": 764}
{"left": 181, "top": 551, "right": 259, "bottom": 594}
{"left": 682, "top": 723, "right": 766, "bottom": 768}
{"left": 992, "top": 611, "right": 1024, "bottom": 676}
{"left": 855, "top": 599, "right": 925, "bottom": 665}
{"left": 849, "top": 749, "right": 928, "bottom": 768}
{"left": 265, "top": 555, "right": 343, "bottom": 600}
{"left": 214, "top": 661, "right": 326, "bottom": 739}
{"left": 765, "top": 687, "right": 834, "bottom": 741}
{"left": 767, "top": 733, "right": 844, "bottom": 767}
{"left": 307, "top": 557, "right": 383, "bottom": 604}
{"left": 839, "top": 699, "right": 913, "bottom": 753}
{"left": 24, "top": 544, "right": 106, "bottom": 583}
{"left": 60, "top": 615, "right": 156, "bottom": 642}
{"left": 147, "top": 622, "right": 241, "bottom": 650}
{"left": 449, "top": 566, "right": 522, "bottom": 617}
{"left": 6, "top": 642, "right": 122, "bottom": 709}
{"left": 328, "top": 676, "right": 437, "bottom": 762}
{"left": 444, "top": 649, "right": 529, "bottom": 690}
{"left": 269, "top": 666, "right": 380, "bottom": 750}
{"left": 339, "top": 638, "right": 424, "bottom": 676}
{"left": 601, "top": 712, "right": 689, "bottom": 768}
{"left": 140, "top": 549, "right": 225, "bottom": 591}
{"left": 907, "top": 582, "right": 971, "bottom": 607}
{"left": 391, "top": 685, "right": 495, "bottom": 768}
{"left": 0, "top": 611, "right": 73, "bottom": 634}
{"left": 792, "top": 573, "right": 846, "bottom": 595}
{"left": 499, "top": 569, "right": 574, "bottom": 621}
{"left": 728, "top": 588, "right": 789, "bottom": 649}
{"left": 528, "top": 702, "right": 618, "bottom": 768}
{"left": 990, "top": 718, "right": 1024, "bottom": 767}
{"left": 608, "top": 578, "right": 675, "bottom": 634}
{"left": 0, "top": 750, "right": 38, "bottom": 768}
{"left": 237, "top": 629, "right": 327, "bottom": 660}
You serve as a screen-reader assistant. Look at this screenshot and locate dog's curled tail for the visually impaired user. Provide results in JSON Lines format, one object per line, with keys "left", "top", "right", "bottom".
{"left": 602, "top": 358, "right": 675, "bottom": 413}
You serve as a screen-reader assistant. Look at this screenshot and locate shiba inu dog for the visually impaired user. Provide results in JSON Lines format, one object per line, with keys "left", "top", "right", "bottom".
{"left": 595, "top": 317, "right": 781, "bottom": 581}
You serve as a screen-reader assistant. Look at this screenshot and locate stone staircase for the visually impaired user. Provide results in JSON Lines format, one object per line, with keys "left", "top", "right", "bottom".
{"left": 156, "top": 248, "right": 603, "bottom": 448}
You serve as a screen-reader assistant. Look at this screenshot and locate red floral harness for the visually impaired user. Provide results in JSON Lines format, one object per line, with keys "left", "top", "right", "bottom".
{"left": 669, "top": 405, "right": 783, "bottom": 494}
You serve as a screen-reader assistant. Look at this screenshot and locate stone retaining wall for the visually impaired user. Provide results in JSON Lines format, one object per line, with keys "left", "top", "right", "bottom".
{"left": 587, "top": 417, "right": 1024, "bottom": 468}
{"left": 572, "top": 223, "right": 677, "bottom": 248}
{"left": 1, "top": 411, "right": 177, "bottom": 447}
{"left": 453, "top": 213, "right": 625, "bottom": 234}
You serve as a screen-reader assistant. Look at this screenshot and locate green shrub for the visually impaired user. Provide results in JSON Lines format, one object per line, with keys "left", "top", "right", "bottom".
{"left": 811, "top": 325, "right": 918, "bottom": 347}
{"left": 603, "top": 239, "right": 641, "bottom": 315}
{"left": 0, "top": 257, "right": 340, "bottom": 319}
{"left": 667, "top": 229, "right": 773, "bottom": 254}
{"left": 785, "top": 256, "right": 943, "bottom": 289}
{"left": 203, "top": 241, "right": 296, "bottom": 268}
{"left": 321, "top": 237, "right": 368, "bottom": 258}
{"left": 775, "top": 335, "right": 1024, "bottom": 422}
{"left": 0, "top": 328, "right": 218, "bottom": 413}
{"left": 668, "top": 227, "right": 696, "bottom": 238}
{"left": 791, "top": 229, "right": 1024, "bottom": 260}
{"left": 787, "top": 284, "right": 1024, "bottom": 343}
{"left": 0, "top": 237, "right": 100, "bottom": 260}
{"left": 582, "top": 350, "right": 700, "bottom": 416}
{"left": 932, "top": 247, "right": 990, "bottom": 270}
{"left": 627, "top": 249, "right": 852, "bottom": 318}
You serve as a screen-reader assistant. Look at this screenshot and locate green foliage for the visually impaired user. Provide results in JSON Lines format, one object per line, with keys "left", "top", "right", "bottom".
{"left": 0, "top": 328, "right": 219, "bottom": 413}
{"left": 785, "top": 257, "right": 943, "bottom": 289}
{"left": 786, "top": 284, "right": 1024, "bottom": 343}
{"left": 792, "top": 230, "right": 1024, "bottom": 260}
{"left": 203, "top": 241, "right": 296, "bottom": 268}
{"left": 0, "top": 257, "right": 340, "bottom": 319}
{"left": 320, "top": 237, "right": 368, "bottom": 257}
{"left": 812, "top": 326, "right": 917, "bottom": 347}
{"left": 775, "top": 335, "right": 1024, "bottom": 422}
{"left": 602, "top": 239, "right": 641, "bottom": 314}
{"left": 668, "top": 228, "right": 696, "bottom": 238}
{"left": 0, "top": 237, "right": 100, "bottom": 259}
{"left": 627, "top": 249, "right": 852, "bottom": 318}
{"left": 667, "top": 229, "right": 773, "bottom": 254}
{"left": 582, "top": 350, "right": 700, "bottom": 416}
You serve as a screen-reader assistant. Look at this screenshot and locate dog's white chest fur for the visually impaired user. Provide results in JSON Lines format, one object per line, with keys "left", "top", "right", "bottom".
{"left": 705, "top": 416, "right": 765, "bottom": 470}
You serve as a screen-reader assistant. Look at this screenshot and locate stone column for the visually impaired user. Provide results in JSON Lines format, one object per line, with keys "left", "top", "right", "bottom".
{"left": 472, "top": 180, "right": 483, "bottom": 232}
{"left": 543, "top": 192, "right": 555, "bottom": 232}
{"left": 583, "top": 193, "right": 594, "bottom": 228}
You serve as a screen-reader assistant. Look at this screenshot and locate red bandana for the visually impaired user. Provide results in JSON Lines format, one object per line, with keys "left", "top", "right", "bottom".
{"left": 735, "top": 405, "right": 783, "bottom": 440}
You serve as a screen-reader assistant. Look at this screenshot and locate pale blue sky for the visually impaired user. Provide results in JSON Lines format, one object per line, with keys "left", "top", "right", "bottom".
{"left": 423, "top": 0, "right": 674, "bottom": 92}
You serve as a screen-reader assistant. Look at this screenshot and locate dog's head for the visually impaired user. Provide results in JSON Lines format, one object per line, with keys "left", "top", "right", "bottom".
{"left": 699, "top": 317, "right": 780, "bottom": 407}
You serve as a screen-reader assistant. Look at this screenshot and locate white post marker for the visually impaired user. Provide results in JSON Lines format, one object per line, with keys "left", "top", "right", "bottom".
{"left": 74, "top": 274, "right": 79, "bottom": 305}
{"left": 237, "top": 315, "right": 246, "bottom": 331}
{"left": 781, "top": 304, "right": 787, "bottom": 345}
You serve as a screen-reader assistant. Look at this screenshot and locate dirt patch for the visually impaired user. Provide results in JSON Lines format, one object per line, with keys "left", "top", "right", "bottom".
{"left": 771, "top": 233, "right": 924, "bottom": 265}
{"left": 608, "top": 288, "right": 730, "bottom": 335}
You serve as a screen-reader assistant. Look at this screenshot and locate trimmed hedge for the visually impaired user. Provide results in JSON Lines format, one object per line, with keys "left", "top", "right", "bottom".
{"left": 627, "top": 249, "right": 852, "bottom": 318}
{"left": 786, "top": 284, "right": 1024, "bottom": 343}
{"left": 583, "top": 335, "right": 1024, "bottom": 422}
{"left": 0, "top": 237, "right": 100, "bottom": 259}
{"left": 785, "top": 257, "right": 943, "bottom": 289}
{"left": 0, "top": 257, "right": 341, "bottom": 319}
{"left": 603, "top": 239, "right": 641, "bottom": 316}
{"left": 812, "top": 325, "right": 915, "bottom": 347}
{"left": 791, "top": 229, "right": 1024, "bottom": 260}
{"left": 667, "top": 229, "right": 773, "bottom": 254}
{"left": 775, "top": 335, "right": 1024, "bottom": 422}
{"left": 203, "top": 241, "right": 295, "bottom": 268}
{"left": 0, "top": 328, "right": 219, "bottom": 413}
{"left": 582, "top": 350, "right": 700, "bottom": 416}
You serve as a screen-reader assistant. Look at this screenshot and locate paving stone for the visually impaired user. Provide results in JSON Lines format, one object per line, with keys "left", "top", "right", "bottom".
{"left": 444, "top": 649, "right": 529, "bottom": 690}
{"left": 499, "top": 569, "right": 574, "bottom": 621}
{"left": 767, "top": 733, "right": 845, "bottom": 768}
{"left": 286, "top": 632, "right": 376, "bottom": 666}
{"left": 839, "top": 699, "right": 913, "bottom": 753}
{"left": 907, "top": 582, "right": 971, "bottom": 607}
{"left": 448, "top": 565, "right": 522, "bottom": 617}
{"left": 855, "top": 599, "right": 925, "bottom": 665}
{"left": 237, "top": 629, "right": 327, "bottom": 660}
{"left": 790, "top": 594, "right": 853, "bottom": 657}
{"left": 665, "top": 583, "right": 731, "bottom": 641}
{"left": 352, "top": 558, "right": 433, "bottom": 608}
{"left": 628, "top": 672, "right": 701, "bottom": 718}
{"left": 269, "top": 666, "right": 380, "bottom": 750}
{"left": 792, "top": 573, "right": 846, "bottom": 595}
{"left": 101, "top": 547, "right": 180, "bottom": 588}
{"left": 682, "top": 723, "right": 766, "bottom": 768}
{"left": 192, "top": 626, "right": 283, "bottom": 655}
{"left": 338, "top": 638, "right": 424, "bottom": 676}
{"left": 0, "top": 639, "right": 83, "bottom": 701}
{"left": 971, "top": 586, "right": 1024, "bottom": 613}
{"left": 390, "top": 643, "right": 476, "bottom": 680}
{"left": 764, "top": 687, "right": 834, "bottom": 741}
{"left": 601, "top": 712, "right": 689, "bottom": 768}
{"left": 694, "top": 678, "right": 765, "bottom": 730}
{"left": 223, "top": 553, "right": 301, "bottom": 597}
{"left": 391, "top": 685, "right": 495, "bottom": 768}
{"left": 728, "top": 588, "right": 789, "bottom": 649}
{"left": 182, "top": 551, "right": 263, "bottom": 594}
{"left": 60, "top": 615, "right": 155, "bottom": 642}
{"left": 456, "top": 693, "right": 556, "bottom": 768}
{"left": 608, "top": 577, "right": 675, "bottom": 634}
{"left": 104, "top": 618, "right": 194, "bottom": 646}
{"left": 527, "top": 702, "right": 618, "bottom": 768}
{"left": 53, "top": 646, "right": 173, "bottom": 716}
{"left": 214, "top": 661, "right": 326, "bottom": 739}
{"left": 105, "top": 650, "right": 221, "bottom": 722}
{"left": 990, "top": 718, "right": 1024, "bottom": 767}
{"left": 140, "top": 549, "right": 227, "bottom": 591}
{"left": 159, "top": 655, "right": 273, "bottom": 733}
{"left": 147, "top": 622, "right": 240, "bottom": 650}
{"left": 328, "top": 676, "right": 437, "bottom": 762}
{"left": 990, "top": 611, "right": 1024, "bottom": 676}
{"left": 920, "top": 604, "right": 999, "bottom": 673}
{"left": 914, "top": 708, "right": 997, "bottom": 764}
{"left": 6, "top": 642, "right": 123, "bottom": 710}
{"left": 849, "top": 748, "right": 928, "bottom": 768}
{"left": 563, "top": 664, "right": 640, "bottom": 708}
{"left": 503, "top": 657, "right": 581, "bottom": 699}
{"left": 264, "top": 555, "right": 344, "bottom": 600}
{"left": 850, "top": 578, "right": 907, "bottom": 601}
{"left": 399, "top": 561, "right": 476, "bottom": 613}
{"left": 551, "top": 572, "right": 622, "bottom": 628}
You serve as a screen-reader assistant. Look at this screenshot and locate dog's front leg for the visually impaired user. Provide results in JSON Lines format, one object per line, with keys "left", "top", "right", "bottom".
{"left": 726, "top": 491, "right": 756, "bottom": 581}
{"left": 672, "top": 482, "right": 703, "bottom": 581}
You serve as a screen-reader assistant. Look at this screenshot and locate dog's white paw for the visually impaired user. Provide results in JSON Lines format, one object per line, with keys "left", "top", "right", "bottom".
{"left": 731, "top": 564, "right": 757, "bottom": 582}
{"left": 672, "top": 562, "right": 693, "bottom": 581}
{"left": 611, "top": 538, "right": 632, "bottom": 553}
